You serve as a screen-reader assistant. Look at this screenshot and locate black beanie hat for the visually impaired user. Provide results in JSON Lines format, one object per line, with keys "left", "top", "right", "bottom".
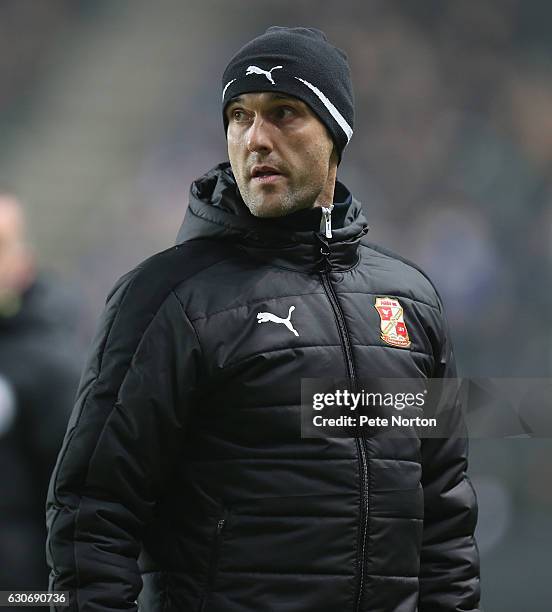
{"left": 222, "top": 26, "right": 354, "bottom": 162}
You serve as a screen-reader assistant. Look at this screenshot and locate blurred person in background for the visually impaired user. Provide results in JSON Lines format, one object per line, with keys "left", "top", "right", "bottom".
{"left": 0, "top": 194, "right": 81, "bottom": 599}
{"left": 46, "top": 27, "right": 479, "bottom": 612}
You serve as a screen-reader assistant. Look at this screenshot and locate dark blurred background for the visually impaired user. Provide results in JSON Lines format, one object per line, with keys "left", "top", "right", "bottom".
{"left": 0, "top": 0, "right": 550, "bottom": 609}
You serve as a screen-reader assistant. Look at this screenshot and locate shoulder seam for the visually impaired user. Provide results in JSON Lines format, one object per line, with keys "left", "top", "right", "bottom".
{"left": 171, "top": 289, "right": 205, "bottom": 366}
{"left": 97, "top": 269, "right": 140, "bottom": 373}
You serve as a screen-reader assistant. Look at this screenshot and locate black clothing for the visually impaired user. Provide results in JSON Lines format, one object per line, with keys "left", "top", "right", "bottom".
{"left": 0, "top": 277, "right": 81, "bottom": 595}
{"left": 47, "top": 162, "right": 480, "bottom": 612}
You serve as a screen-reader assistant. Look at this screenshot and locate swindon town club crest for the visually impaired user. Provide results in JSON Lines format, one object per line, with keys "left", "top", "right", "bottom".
{"left": 374, "top": 296, "right": 411, "bottom": 349}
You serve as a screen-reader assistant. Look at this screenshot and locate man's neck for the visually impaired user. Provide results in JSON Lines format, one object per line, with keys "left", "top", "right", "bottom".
{"left": 312, "top": 162, "right": 338, "bottom": 209}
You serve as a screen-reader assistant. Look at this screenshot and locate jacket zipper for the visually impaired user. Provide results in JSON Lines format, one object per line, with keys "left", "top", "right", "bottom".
{"left": 318, "top": 211, "right": 369, "bottom": 612}
{"left": 321, "top": 204, "right": 335, "bottom": 238}
{"left": 199, "top": 510, "right": 228, "bottom": 612}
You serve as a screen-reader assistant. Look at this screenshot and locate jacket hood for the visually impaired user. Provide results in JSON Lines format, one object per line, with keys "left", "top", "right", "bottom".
{"left": 176, "top": 161, "right": 369, "bottom": 271}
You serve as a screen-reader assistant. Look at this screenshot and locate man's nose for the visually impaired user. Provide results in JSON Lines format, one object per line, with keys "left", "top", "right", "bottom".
{"left": 246, "top": 116, "right": 273, "bottom": 154}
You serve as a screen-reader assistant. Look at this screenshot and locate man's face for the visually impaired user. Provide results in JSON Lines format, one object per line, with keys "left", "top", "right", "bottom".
{"left": 226, "top": 92, "right": 336, "bottom": 218}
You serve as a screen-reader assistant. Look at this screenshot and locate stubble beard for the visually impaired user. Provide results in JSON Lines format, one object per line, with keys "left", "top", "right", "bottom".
{"left": 238, "top": 176, "right": 322, "bottom": 219}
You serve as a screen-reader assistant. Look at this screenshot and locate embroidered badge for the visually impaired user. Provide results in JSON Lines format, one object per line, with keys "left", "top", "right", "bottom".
{"left": 374, "top": 297, "right": 411, "bottom": 349}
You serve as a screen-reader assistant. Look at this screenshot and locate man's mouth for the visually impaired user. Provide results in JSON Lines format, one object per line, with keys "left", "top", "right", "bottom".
{"left": 250, "top": 165, "right": 284, "bottom": 183}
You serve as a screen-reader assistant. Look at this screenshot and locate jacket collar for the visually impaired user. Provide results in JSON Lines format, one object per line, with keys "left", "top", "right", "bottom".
{"left": 176, "top": 162, "right": 369, "bottom": 273}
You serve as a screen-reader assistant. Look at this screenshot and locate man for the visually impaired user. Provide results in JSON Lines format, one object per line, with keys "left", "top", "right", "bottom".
{"left": 47, "top": 27, "right": 480, "bottom": 612}
{"left": 0, "top": 194, "right": 81, "bottom": 601}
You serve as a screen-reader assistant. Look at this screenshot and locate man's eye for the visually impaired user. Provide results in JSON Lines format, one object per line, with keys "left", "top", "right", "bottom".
{"left": 231, "top": 109, "right": 247, "bottom": 122}
{"left": 275, "top": 106, "right": 295, "bottom": 119}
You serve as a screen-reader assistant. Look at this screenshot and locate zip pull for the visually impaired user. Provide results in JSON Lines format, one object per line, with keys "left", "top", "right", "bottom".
{"left": 320, "top": 204, "right": 334, "bottom": 239}
{"left": 216, "top": 518, "right": 226, "bottom": 534}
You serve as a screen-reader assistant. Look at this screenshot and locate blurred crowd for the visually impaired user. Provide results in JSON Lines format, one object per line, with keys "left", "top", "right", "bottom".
{"left": 0, "top": 0, "right": 551, "bottom": 608}
{"left": 0, "top": 195, "right": 82, "bottom": 601}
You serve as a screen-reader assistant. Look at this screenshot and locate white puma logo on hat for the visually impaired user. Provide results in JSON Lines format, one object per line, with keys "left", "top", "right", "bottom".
{"left": 257, "top": 305, "right": 299, "bottom": 336}
{"left": 245, "top": 65, "right": 283, "bottom": 85}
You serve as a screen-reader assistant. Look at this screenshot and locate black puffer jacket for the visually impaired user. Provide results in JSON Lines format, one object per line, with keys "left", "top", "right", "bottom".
{"left": 47, "top": 162, "right": 480, "bottom": 612}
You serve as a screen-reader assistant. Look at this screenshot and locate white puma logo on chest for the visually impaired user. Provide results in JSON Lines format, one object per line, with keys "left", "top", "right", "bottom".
{"left": 257, "top": 305, "right": 299, "bottom": 336}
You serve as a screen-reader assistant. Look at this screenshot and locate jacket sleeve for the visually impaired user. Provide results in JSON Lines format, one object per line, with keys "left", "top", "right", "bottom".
{"left": 46, "top": 273, "right": 202, "bottom": 612}
{"left": 418, "top": 301, "right": 481, "bottom": 612}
